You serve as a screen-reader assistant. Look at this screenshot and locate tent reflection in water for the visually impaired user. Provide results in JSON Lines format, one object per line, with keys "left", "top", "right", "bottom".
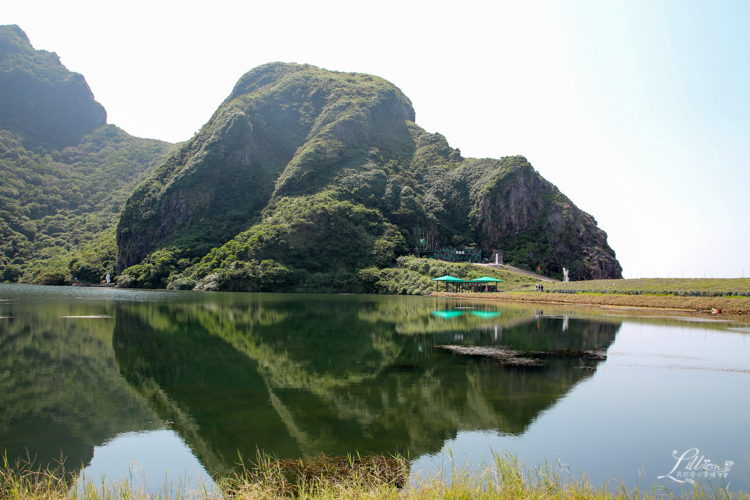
{"left": 470, "top": 310, "right": 501, "bottom": 319}
{"left": 431, "top": 310, "right": 464, "bottom": 319}
{"left": 430, "top": 275, "right": 466, "bottom": 292}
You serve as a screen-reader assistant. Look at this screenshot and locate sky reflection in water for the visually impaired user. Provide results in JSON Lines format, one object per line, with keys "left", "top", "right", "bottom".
{"left": 0, "top": 284, "right": 747, "bottom": 493}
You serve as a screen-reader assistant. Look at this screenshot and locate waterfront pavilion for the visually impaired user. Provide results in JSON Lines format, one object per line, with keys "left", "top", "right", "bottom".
{"left": 431, "top": 275, "right": 466, "bottom": 292}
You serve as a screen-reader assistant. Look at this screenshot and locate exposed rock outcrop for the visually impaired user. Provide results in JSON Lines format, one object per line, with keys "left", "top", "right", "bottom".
{"left": 116, "top": 62, "right": 622, "bottom": 283}
{"left": 475, "top": 158, "right": 622, "bottom": 280}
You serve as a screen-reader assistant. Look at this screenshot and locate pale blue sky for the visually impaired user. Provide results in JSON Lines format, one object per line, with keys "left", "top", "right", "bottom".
{"left": 4, "top": 1, "right": 748, "bottom": 278}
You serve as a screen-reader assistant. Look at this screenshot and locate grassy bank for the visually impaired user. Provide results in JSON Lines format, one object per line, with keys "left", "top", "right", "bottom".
{"left": 430, "top": 278, "right": 750, "bottom": 315}
{"left": 434, "top": 290, "right": 750, "bottom": 315}
{"left": 538, "top": 278, "right": 750, "bottom": 296}
{"left": 1, "top": 453, "right": 745, "bottom": 500}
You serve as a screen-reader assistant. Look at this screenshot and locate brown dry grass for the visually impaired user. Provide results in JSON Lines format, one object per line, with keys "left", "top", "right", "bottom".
{"left": 433, "top": 291, "right": 750, "bottom": 315}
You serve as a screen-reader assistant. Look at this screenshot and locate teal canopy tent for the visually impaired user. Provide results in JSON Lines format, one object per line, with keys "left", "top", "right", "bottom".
{"left": 431, "top": 275, "right": 466, "bottom": 292}
{"left": 466, "top": 276, "right": 503, "bottom": 292}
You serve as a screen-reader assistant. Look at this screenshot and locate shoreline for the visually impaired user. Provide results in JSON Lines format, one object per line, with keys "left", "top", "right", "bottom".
{"left": 431, "top": 291, "right": 750, "bottom": 316}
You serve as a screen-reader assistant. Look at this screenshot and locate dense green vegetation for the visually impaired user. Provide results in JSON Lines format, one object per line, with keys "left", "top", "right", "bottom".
{"left": 359, "top": 256, "right": 538, "bottom": 295}
{"left": 0, "top": 26, "right": 173, "bottom": 284}
{"left": 120, "top": 219, "right": 538, "bottom": 294}
{"left": 117, "top": 62, "right": 622, "bottom": 289}
{"left": 0, "top": 126, "right": 172, "bottom": 284}
{"left": 123, "top": 238, "right": 538, "bottom": 294}
{"left": 147, "top": 191, "right": 406, "bottom": 292}
{"left": 1, "top": 27, "right": 621, "bottom": 289}
{"left": 115, "top": 64, "right": 421, "bottom": 273}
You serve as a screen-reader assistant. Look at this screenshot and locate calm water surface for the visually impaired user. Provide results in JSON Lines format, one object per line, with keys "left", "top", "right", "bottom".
{"left": 1, "top": 284, "right": 748, "bottom": 494}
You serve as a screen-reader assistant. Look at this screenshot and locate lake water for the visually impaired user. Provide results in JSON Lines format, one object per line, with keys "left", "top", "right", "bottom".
{"left": 1, "top": 284, "right": 748, "bottom": 495}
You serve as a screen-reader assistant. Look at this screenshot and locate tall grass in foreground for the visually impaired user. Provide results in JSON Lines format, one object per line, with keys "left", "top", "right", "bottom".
{"left": 1, "top": 452, "right": 746, "bottom": 500}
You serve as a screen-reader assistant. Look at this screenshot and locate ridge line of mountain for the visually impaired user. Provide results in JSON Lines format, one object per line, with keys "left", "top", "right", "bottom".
{"left": 0, "top": 25, "right": 622, "bottom": 291}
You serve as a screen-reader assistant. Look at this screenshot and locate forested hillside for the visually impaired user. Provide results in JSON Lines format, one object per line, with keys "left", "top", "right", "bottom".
{"left": 0, "top": 26, "right": 621, "bottom": 291}
{"left": 116, "top": 63, "right": 621, "bottom": 292}
{"left": 0, "top": 25, "right": 172, "bottom": 284}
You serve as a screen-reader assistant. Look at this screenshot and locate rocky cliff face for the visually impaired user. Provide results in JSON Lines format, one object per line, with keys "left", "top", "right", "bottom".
{"left": 413, "top": 153, "right": 621, "bottom": 280}
{"left": 474, "top": 158, "right": 621, "bottom": 280}
{"left": 116, "top": 62, "right": 622, "bottom": 283}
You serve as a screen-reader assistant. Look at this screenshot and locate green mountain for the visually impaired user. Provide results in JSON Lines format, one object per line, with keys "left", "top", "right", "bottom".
{"left": 0, "top": 25, "right": 105, "bottom": 148}
{"left": 116, "top": 63, "right": 621, "bottom": 291}
{"left": 0, "top": 26, "right": 621, "bottom": 290}
{"left": 0, "top": 25, "right": 173, "bottom": 284}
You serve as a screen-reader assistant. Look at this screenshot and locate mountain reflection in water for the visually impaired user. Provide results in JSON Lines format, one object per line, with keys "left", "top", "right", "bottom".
{"left": 0, "top": 300, "right": 160, "bottom": 471}
{"left": 0, "top": 290, "right": 620, "bottom": 481}
{"left": 111, "top": 297, "right": 620, "bottom": 477}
